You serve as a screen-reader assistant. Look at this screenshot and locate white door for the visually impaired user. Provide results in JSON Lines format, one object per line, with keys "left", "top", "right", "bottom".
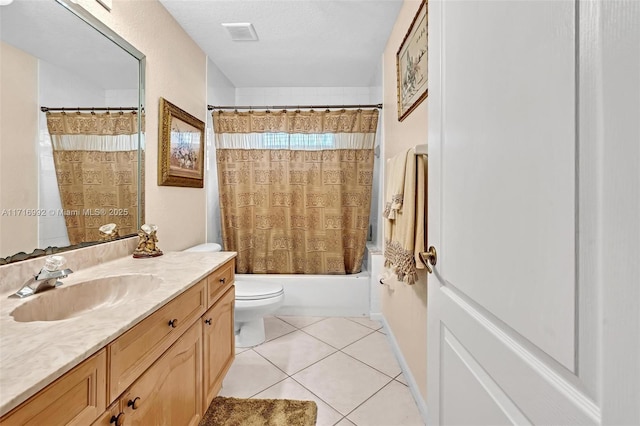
{"left": 426, "top": 0, "right": 639, "bottom": 424}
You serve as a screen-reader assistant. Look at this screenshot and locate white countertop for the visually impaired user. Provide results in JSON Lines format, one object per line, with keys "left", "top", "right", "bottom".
{"left": 0, "top": 251, "right": 236, "bottom": 416}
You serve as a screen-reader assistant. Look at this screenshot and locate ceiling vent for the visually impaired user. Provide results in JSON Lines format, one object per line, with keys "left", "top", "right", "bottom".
{"left": 221, "top": 23, "right": 259, "bottom": 41}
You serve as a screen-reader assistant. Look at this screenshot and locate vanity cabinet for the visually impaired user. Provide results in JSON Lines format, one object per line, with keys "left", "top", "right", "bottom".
{"left": 0, "top": 258, "right": 236, "bottom": 426}
{"left": 0, "top": 350, "right": 106, "bottom": 426}
{"left": 203, "top": 286, "right": 235, "bottom": 407}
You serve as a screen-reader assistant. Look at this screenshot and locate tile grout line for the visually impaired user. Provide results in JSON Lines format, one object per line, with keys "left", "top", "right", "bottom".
{"left": 343, "top": 316, "right": 384, "bottom": 331}
{"left": 340, "top": 376, "right": 396, "bottom": 422}
{"left": 338, "top": 348, "right": 402, "bottom": 381}
{"left": 297, "top": 324, "right": 378, "bottom": 351}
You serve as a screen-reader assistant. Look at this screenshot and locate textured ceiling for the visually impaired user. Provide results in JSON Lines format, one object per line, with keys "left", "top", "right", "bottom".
{"left": 159, "top": 0, "right": 403, "bottom": 87}
{"left": 0, "top": 0, "right": 138, "bottom": 91}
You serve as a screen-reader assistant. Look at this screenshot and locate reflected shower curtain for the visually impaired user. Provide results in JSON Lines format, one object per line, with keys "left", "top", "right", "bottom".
{"left": 46, "top": 112, "right": 142, "bottom": 245}
{"left": 213, "top": 109, "right": 378, "bottom": 274}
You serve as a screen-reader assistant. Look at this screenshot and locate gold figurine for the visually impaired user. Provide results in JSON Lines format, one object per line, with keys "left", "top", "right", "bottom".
{"left": 133, "top": 224, "right": 163, "bottom": 258}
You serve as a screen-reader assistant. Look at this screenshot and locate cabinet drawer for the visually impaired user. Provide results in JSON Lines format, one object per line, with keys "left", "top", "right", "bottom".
{"left": 0, "top": 350, "right": 106, "bottom": 426}
{"left": 108, "top": 280, "right": 206, "bottom": 401}
{"left": 206, "top": 259, "right": 235, "bottom": 308}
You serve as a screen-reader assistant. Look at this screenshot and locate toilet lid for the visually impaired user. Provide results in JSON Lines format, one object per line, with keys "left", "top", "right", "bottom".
{"left": 235, "top": 280, "right": 284, "bottom": 300}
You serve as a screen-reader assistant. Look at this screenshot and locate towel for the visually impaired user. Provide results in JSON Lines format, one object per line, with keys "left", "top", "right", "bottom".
{"left": 384, "top": 149, "right": 427, "bottom": 284}
{"left": 383, "top": 151, "right": 408, "bottom": 219}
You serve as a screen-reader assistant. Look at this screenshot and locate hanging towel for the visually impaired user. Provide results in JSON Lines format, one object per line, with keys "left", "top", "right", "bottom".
{"left": 383, "top": 151, "right": 409, "bottom": 220}
{"left": 384, "top": 149, "right": 427, "bottom": 284}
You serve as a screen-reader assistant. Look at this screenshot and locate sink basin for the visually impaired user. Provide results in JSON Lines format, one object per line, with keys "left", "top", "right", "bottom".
{"left": 10, "top": 274, "right": 160, "bottom": 322}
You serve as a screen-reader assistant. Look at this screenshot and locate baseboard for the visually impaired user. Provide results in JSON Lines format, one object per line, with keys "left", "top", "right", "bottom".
{"left": 275, "top": 306, "right": 369, "bottom": 317}
{"left": 379, "top": 315, "right": 429, "bottom": 424}
{"left": 370, "top": 312, "right": 384, "bottom": 321}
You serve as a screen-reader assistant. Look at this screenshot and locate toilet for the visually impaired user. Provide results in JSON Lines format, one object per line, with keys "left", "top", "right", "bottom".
{"left": 184, "top": 243, "right": 285, "bottom": 348}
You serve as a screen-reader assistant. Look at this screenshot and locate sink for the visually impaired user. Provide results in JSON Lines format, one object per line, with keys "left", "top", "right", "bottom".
{"left": 10, "top": 274, "right": 161, "bottom": 322}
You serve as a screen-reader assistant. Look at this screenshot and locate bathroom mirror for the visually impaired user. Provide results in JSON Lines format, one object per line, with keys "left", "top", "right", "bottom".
{"left": 0, "top": 0, "right": 145, "bottom": 263}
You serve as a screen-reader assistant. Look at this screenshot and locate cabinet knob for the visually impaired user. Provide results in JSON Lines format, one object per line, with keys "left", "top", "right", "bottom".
{"left": 127, "top": 397, "right": 141, "bottom": 410}
{"left": 205, "top": 318, "right": 212, "bottom": 325}
{"left": 110, "top": 412, "right": 126, "bottom": 426}
{"left": 168, "top": 318, "right": 178, "bottom": 328}
{"left": 219, "top": 277, "right": 226, "bottom": 284}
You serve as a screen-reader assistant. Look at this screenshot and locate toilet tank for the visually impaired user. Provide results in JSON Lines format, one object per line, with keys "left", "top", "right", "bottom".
{"left": 184, "top": 243, "right": 222, "bottom": 252}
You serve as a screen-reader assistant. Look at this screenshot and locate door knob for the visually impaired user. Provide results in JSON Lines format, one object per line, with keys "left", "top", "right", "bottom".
{"left": 419, "top": 246, "right": 437, "bottom": 274}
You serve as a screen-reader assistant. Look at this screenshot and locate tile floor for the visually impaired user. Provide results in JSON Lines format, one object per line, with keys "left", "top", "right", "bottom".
{"left": 219, "top": 316, "right": 425, "bottom": 426}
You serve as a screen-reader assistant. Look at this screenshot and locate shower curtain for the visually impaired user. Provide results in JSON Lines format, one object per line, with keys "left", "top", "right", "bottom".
{"left": 213, "top": 108, "right": 378, "bottom": 274}
{"left": 46, "top": 111, "right": 142, "bottom": 245}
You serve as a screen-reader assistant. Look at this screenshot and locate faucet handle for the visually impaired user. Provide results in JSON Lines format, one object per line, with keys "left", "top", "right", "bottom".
{"left": 44, "top": 255, "right": 66, "bottom": 271}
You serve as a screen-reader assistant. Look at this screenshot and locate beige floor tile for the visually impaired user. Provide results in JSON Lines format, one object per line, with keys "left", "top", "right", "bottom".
{"left": 347, "top": 380, "right": 425, "bottom": 426}
{"left": 302, "top": 317, "right": 374, "bottom": 349}
{"left": 234, "top": 346, "right": 250, "bottom": 355}
{"left": 254, "top": 330, "right": 337, "bottom": 375}
{"left": 293, "top": 352, "right": 392, "bottom": 416}
{"left": 277, "top": 315, "right": 326, "bottom": 329}
{"left": 395, "top": 372, "right": 409, "bottom": 386}
{"left": 347, "top": 317, "right": 383, "bottom": 330}
{"left": 254, "top": 378, "right": 343, "bottom": 426}
{"left": 264, "top": 316, "right": 297, "bottom": 341}
{"left": 342, "top": 332, "right": 401, "bottom": 378}
{"left": 334, "top": 418, "right": 356, "bottom": 426}
{"left": 219, "top": 350, "right": 287, "bottom": 398}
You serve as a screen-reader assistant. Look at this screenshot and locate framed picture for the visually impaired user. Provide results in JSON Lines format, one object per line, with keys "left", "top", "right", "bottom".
{"left": 396, "top": 0, "right": 428, "bottom": 122}
{"left": 158, "top": 97, "right": 205, "bottom": 188}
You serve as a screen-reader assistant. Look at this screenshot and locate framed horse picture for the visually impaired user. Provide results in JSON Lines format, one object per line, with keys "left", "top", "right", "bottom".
{"left": 158, "top": 97, "right": 205, "bottom": 188}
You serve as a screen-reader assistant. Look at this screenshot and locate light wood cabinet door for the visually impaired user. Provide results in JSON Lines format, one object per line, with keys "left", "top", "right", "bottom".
{"left": 0, "top": 350, "right": 106, "bottom": 426}
{"left": 120, "top": 321, "right": 203, "bottom": 426}
{"left": 202, "top": 285, "right": 235, "bottom": 409}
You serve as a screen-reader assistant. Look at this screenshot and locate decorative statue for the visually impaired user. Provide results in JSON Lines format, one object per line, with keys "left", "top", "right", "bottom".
{"left": 98, "top": 223, "right": 120, "bottom": 241}
{"left": 133, "top": 224, "right": 163, "bottom": 258}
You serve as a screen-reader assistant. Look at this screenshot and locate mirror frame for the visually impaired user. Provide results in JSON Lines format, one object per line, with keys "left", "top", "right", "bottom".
{"left": 0, "top": 0, "right": 146, "bottom": 265}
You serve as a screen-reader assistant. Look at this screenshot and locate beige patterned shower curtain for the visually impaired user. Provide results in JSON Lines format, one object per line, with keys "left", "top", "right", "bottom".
{"left": 46, "top": 112, "right": 143, "bottom": 245}
{"left": 213, "top": 109, "right": 378, "bottom": 274}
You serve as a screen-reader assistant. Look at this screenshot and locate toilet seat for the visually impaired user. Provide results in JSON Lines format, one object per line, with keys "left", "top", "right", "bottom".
{"left": 235, "top": 280, "right": 284, "bottom": 301}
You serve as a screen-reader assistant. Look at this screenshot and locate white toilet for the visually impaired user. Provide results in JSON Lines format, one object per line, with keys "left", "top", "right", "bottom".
{"left": 184, "top": 243, "right": 285, "bottom": 348}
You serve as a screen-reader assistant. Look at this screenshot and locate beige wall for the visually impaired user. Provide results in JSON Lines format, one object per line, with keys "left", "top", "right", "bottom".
{"left": 0, "top": 42, "right": 38, "bottom": 257}
{"left": 74, "top": 0, "right": 208, "bottom": 251}
{"left": 381, "top": 0, "right": 428, "bottom": 401}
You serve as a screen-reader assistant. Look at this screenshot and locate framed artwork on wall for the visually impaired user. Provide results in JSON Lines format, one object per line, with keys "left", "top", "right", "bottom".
{"left": 396, "top": 0, "right": 428, "bottom": 122}
{"left": 158, "top": 97, "right": 205, "bottom": 188}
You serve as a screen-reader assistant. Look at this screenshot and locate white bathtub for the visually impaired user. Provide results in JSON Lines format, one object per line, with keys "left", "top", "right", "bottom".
{"left": 235, "top": 269, "right": 371, "bottom": 317}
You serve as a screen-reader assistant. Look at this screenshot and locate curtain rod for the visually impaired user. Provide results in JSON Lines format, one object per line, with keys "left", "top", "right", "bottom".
{"left": 40, "top": 106, "right": 139, "bottom": 112}
{"left": 208, "top": 103, "right": 383, "bottom": 111}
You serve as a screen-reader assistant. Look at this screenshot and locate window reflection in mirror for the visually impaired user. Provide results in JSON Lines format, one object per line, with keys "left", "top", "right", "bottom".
{"left": 0, "top": 0, "right": 144, "bottom": 262}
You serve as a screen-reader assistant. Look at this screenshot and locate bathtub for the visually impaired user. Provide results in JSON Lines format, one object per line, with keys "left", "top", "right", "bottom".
{"left": 235, "top": 269, "right": 371, "bottom": 317}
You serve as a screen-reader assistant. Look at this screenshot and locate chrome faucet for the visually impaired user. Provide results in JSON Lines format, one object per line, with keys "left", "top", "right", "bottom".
{"left": 13, "top": 256, "right": 73, "bottom": 298}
